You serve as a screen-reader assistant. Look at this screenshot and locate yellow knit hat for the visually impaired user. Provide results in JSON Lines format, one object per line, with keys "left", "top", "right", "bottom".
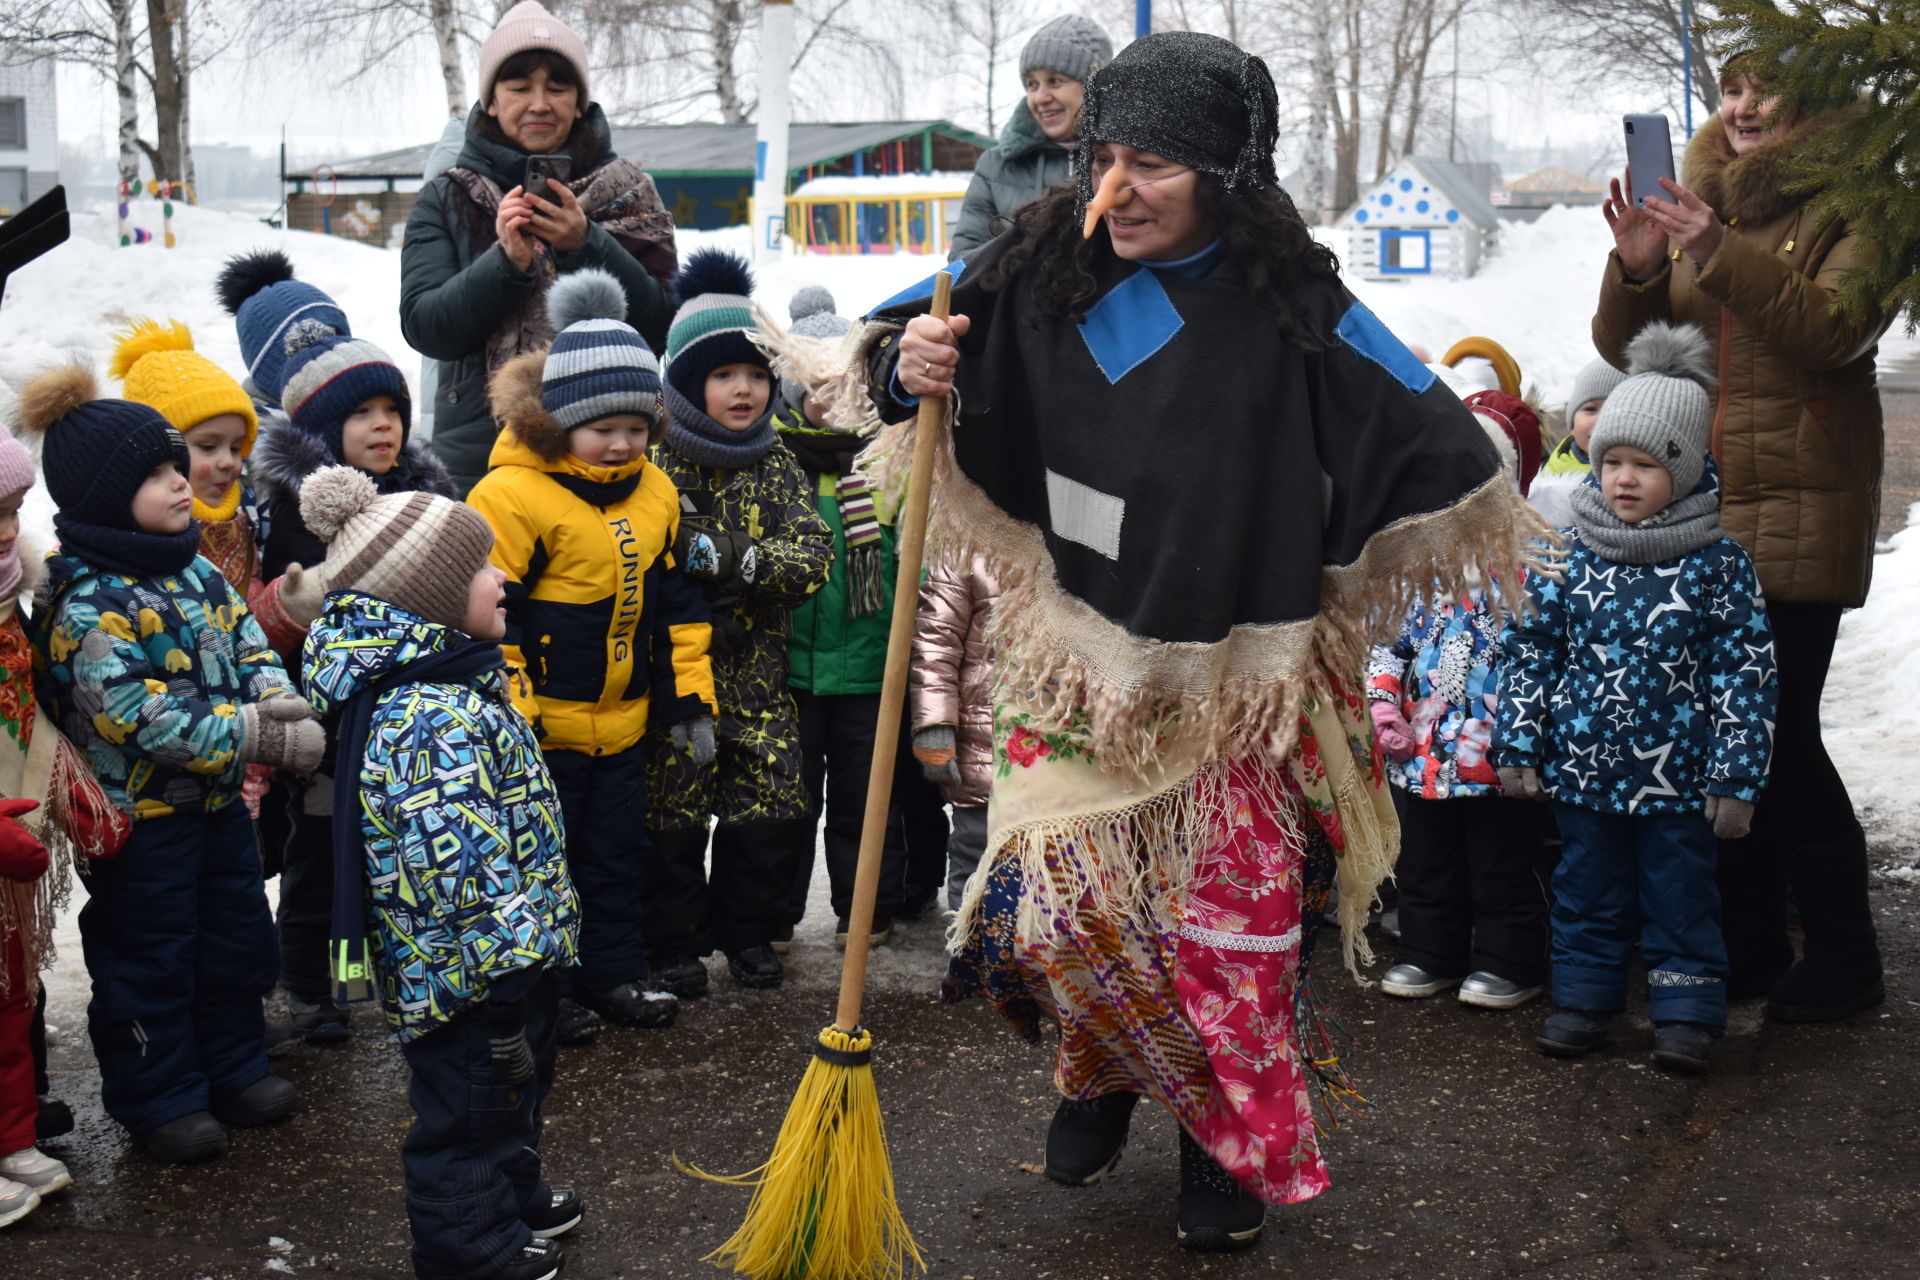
{"left": 110, "top": 318, "right": 260, "bottom": 455}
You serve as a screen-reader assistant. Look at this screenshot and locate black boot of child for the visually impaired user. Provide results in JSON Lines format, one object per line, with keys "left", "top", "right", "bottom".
{"left": 1044, "top": 1091, "right": 1139, "bottom": 1186}
{"left": 1176, "top": 1129, "right": 1264, "bottom": 1251}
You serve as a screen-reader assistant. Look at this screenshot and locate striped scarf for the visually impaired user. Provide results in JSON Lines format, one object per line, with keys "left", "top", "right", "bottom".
{"left": 836, "top": 472, "right": 884, "bottom": 618}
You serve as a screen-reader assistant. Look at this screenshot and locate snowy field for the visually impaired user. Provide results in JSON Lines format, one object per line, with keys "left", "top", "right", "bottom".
{"left": 0, "top": 198, "right": 1913, "bottom": 862}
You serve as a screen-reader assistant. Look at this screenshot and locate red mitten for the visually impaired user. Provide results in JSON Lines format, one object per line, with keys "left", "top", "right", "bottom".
{"left": 0, "top": 798, "right": 47, "bottom": 882}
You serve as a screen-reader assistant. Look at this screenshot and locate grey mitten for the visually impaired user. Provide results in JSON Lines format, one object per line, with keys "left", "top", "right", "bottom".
{"left": 1705, "top": 794, "right": 1755, "bottom": 840}
{"left": 238, "top": 699, "right": 326, "bottom": 775}
{"left": 671, "top": 716, "right": 718, "bottom": 767}
{"left": 912, "top": 726, "right": 960, "bottom": 786}
{"left": 1497, "top": 765, "right": 1544, "bottom": 802}
{"left": 278, "top": 563, "right": 328, "bottom": 627}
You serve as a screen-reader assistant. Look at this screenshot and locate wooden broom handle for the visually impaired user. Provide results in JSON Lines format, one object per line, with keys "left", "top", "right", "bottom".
{"left": 834, "top": 271, "right": 952, "bottom": 1032}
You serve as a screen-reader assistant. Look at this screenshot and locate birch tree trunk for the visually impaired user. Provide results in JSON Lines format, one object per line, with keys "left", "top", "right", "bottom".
{"left": 114, "top": 0, "right": 140, "bottom": 188}
{"left": 432, "top": 0, "right": 467, "bottom": 117}
{"left": 1302, "top": 0, "right": 1334, "bottom": 223}
{"left": 178, "top": 0, "right": 194, "bottom": 197}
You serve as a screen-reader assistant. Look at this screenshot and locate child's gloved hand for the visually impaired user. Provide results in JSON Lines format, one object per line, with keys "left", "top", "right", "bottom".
{"left": 0, "top": 798, "right": 48, "bottom": 882}
{"left": 1368, "top": 699, "right": 1416, "bottom": 762}
{"left": 671, "top": 716, "right": 718, "bottom": 767}
{"left": 678, "top": 527, "right": 759, "bottom": 588}
{"left": 238, "top": 699, "right": 326, "bottom": 776}
{"left": 1705, "top": 794, "right": 1755, "bottom": 839}
{"left": 277, "top": 563, "right": 328, "bottom": 628}
{"left": 1497, "top": 765, "right": 1545, "bottom": 802}
{"left": 912, "top": 726, "right": 960, "bottom": 785}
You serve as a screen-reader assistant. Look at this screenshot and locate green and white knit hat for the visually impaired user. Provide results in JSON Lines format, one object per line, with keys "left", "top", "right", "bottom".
{"left": 664, "top": 247, "right": 767, "bottom": 404}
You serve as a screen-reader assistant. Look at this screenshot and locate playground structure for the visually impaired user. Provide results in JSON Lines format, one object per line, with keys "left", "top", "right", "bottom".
{"left": 118, "top": 178, "right": 189, "bottom": 247}
{"left": 784, "top": 174, "right": 969, "bottom": 255}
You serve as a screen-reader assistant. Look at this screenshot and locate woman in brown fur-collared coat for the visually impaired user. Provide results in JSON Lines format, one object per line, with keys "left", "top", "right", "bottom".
{"left": 1592, "top": 61, "right": 1888, "bottom": 1024}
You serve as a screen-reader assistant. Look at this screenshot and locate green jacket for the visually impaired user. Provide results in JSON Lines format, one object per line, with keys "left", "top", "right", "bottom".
{"left": 399, "top": 104, "right": 676, "bottom": 495}
{"left": 785, "top": 459, "right": 899, "bottom": 697}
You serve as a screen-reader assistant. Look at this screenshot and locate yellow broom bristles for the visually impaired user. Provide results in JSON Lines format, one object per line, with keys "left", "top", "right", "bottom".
{"left": 674, "top": 1025, "right": 926, "bottom": 1280}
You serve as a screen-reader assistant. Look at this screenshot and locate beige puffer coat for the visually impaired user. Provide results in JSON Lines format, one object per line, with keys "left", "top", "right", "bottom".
{"left": 1592, "top": 111, "right": 1888, "bottom": 607}
{"left": 909, "top": 552, "right": 1001, "bottom": 808}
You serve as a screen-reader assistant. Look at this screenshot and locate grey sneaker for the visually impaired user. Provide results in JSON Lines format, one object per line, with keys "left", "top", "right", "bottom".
{"left": 0, "top": 1176, "right": 39, "bottom": 1228}
{"left": 1457, "top": 971, "right": 1544, "bottom": 1010}
{"left": 0, "top": 1148, "right": 70, "bottom": 1197}
{"left": 1380, "top": 963, "right": 1463, "bottom": 998}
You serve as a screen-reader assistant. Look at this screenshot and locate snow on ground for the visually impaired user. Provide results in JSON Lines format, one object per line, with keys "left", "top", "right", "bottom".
{"left": 0, "top": 197, "right": 1913, "bottom": 874}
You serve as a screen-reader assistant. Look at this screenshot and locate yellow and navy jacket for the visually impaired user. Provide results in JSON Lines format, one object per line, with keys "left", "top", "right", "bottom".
{"left": 468, "top": 352, "right": 716, "bottom": 756}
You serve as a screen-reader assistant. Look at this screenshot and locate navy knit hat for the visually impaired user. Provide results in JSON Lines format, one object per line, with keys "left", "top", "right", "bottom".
{"left": 17, "top": 364, "right": 187, "bottom": 530}
{"left": 280, "top": 323, "right": 412, "bottom": 458}
{"left": 664, "top": 248, "right": 767, "bottom": 405}
{"left": 216, "top": 250, "right": 351, "bottom": 404}
{"left": 542, "top": 268, "right": 663, "bottom": 428}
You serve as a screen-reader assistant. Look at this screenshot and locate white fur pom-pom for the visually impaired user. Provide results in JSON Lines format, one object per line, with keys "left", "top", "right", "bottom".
{"left": 546, "top": 268, "right": 629, "bottom": 333}
{"left": 299, "top": 464, "right": 379, "bottom": 543}
{"left": 1625, "top": 321, "right": 1716, "bottom": 389}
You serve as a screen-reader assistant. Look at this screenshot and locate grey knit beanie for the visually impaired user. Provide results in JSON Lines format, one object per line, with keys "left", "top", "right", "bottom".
{"left": 1566, "top": 357, "right": 1630, "bottom": 420}
{"left": 1588, "top": 323, "right": 1716, "bottom": 498}
{"left": 788, "top": 285, "right": 850, "bottom": 340}
{"left": 1020, "top": 15, "right": 1113, "bottom": 85}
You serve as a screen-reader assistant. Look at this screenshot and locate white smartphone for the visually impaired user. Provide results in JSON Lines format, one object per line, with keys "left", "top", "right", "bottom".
{"left": 1623, "top": 113, "right": 1676, "bottom": 208}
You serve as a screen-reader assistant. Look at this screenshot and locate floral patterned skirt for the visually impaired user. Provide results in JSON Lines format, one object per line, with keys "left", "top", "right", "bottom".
{"left": 942, "top": 759, "right": 1341, "bottom": 1205}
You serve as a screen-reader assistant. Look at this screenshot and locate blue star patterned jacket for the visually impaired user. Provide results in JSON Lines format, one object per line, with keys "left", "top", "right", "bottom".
{"left": 303, "top": 593, "right": 578, "bottom": 1043}
{"left": 32, "top": 552, "right": 294, "bottom": 820}
{"left": 1493, "top": 532, "right": 1777, "bottom": 815}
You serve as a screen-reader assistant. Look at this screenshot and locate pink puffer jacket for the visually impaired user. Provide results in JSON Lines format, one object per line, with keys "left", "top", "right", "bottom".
{"left": 909, "top": 552, "right": 1000, "bottom": 808}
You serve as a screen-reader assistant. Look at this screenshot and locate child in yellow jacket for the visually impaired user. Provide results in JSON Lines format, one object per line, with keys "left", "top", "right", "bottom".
{"left": 467, "top": 269, "right": 716, "bottom": 1039}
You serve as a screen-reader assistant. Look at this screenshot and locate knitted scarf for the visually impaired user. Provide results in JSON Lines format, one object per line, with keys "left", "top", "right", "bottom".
{"left": 1568, "top": 466, "right": 1727, "bottom": 565}
{"left": 446, "top": 157, "right": 676, "bottom": 378}
{"left": 661, "top": 380, "right": 776, "bottom": 470}
{"left": 329, "top": 638, "right": 505, "bottom": 1005}
{"left": 778, "top": 422, "right": 885, "bottom": 618}
{"left": 52, "top": 514, "right": 199, "bottom": 579}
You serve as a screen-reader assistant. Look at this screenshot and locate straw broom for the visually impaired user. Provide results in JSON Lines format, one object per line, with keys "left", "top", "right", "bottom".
{"left": 679, "top": 273, "right": 952, "bottom": 1280}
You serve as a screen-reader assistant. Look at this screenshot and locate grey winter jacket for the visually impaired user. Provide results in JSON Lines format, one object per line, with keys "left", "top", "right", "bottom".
{"left": 909, "top": 552, "right": 1001, "bottom": 807}
{"left": 399, "top": 105, "right": 675, "bottom": 496}
{"left": 948, "top": 101, "right": 1075, "bottom": 260}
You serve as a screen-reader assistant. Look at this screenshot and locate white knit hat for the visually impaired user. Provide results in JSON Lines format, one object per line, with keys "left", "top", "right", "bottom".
{"left": 479, "top": 1, "right": 591, "bottom": 108}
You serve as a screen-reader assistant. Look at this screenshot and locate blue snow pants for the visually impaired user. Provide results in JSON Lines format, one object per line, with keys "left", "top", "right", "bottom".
{"left": 1549, "top": 801, "right": 1728, "bottom": 1032}
{"left": 400, "top": 967, "right": 559, "bottom": 1280}
{"left": 79, "top": 806, "right": 279, "bottom": 1135}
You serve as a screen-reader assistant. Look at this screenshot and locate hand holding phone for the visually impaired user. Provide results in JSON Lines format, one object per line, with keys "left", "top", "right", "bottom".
{"left": 1622, "top": 114, "right": 1675, "bottom": 209}
{"left": 524, "top": 154, "right": 572, "bottom": 194}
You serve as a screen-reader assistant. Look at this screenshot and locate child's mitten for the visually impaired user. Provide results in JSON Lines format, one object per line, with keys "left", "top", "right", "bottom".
{"left": 678, "top": 526, "right": 759, "bottom": 589}
{"left": 1705, "top": 795, "right": 1755, "bottom": 839}
{"left": 670, "top": 716, "right": 718, "bottom": 767}
{"left": 912, "top": 726, "right": 960, "bottom": 785}
{"left": 276, "top": 563, "right": 328, "bottom": 628}
{"left": 1497, "top": 765, "right": 1544, "bottom": 801}
{"left": 1368, "top": 699, "right": 1416, "bottom": 762}
{"left": 0, "top": 799, "right": 47, "bottom": 882}
{"left": 238, "top": 698, "right": 326, "bottom": 776}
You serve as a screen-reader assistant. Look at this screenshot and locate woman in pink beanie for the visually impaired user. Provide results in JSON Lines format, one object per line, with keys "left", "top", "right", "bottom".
{"left": 400, "top": 0, "right": 678, "bottom": 498}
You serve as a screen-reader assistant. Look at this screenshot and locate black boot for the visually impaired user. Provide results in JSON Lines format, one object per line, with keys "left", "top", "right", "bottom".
{"left": 138, "top": 1111, "right": 227, "bottom": 1164}
{"left": 1176, "top": 1129, "right": 1264, "bottom": 1251}
{"left": 488, "top": 1237, "right": 563, "bottom": 1280}
{"left": 1043, "top": 1091, "right": 1139, "bottom": 1186}
{"left": 576, "top": 981, "right": 679, "bottom": 1028}
{"left": 651, "top": 953, "right": 710, "bottom": 999}
{"left": 35, "top": 1096, "right": 73, "bottom": 1143}
{"left": 554, "top": 997, "right": 605, "bottom": 1046}
{"left": 725, "top": 944, "right": 784, "bottom": 990}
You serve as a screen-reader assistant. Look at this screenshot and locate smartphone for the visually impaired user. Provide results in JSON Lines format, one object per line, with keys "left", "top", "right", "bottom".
{"left": 524, "top": 154, "right": 572, "bottom": 194}
{"left": 1622, "top": 114, "right": 1675, "bottom": 208}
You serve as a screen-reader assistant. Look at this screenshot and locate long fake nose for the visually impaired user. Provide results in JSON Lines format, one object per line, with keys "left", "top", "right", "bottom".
{"left": 1083, "top": 165, "right": 1134, "bottom": 239}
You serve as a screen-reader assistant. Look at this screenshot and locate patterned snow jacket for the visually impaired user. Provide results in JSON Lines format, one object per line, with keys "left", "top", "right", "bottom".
{"left": 303, "top": 593, "right": 578, "bottom": 1043}
{"left": 33, "top": 552, "right": 294, "bottom": 820}
{"left": 1367, "top": 581, "right": 1514, "bottom": 799}
{"left": 1493, "top": 535, "right": 1777, "bottom": 815}
{"left": 648, "top": 438, "right": 832, "bottom": 714}
{"left": 468, "top": 356, "right": 716, "bottom": 756}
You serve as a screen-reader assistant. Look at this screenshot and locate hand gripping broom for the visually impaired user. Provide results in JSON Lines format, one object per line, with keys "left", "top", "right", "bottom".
{"left": 681, "top": 273, "right": 953, "bottom": 1280}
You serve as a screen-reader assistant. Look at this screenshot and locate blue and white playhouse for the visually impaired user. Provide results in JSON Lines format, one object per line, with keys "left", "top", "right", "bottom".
{"left": 1337, "top": 156, "right": 1502, "bottom": 280}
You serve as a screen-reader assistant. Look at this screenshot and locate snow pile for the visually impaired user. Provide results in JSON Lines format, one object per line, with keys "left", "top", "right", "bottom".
{"left": 1827, "top": 500, "right": 1920, "bottom": 860}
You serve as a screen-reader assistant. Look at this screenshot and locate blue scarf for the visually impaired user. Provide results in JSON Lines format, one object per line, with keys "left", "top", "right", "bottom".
{"left": 660, "top": 380, "right": 777, "bottom": 470}
{"left": 52, "top": 513, "right": 199, "bottom": 579}
{"left": 328, "top": 639, "right": 505, "bottom": 1005}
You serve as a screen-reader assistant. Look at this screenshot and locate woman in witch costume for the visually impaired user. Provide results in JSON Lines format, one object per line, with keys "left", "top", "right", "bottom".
{"left": 862, "top": 32, "right": 1553, "bottom": 1250}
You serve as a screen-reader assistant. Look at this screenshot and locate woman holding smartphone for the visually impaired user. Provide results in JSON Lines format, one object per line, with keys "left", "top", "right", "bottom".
{"left": 1593, "top": 56, "right": 1887, "bottom": 1024}
{"left": 400, "top": 0, "right": 677, "bottom": 497}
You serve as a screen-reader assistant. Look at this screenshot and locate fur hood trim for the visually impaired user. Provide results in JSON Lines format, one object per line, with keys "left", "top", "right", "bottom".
{"left": 1683, "top": 108, "right": 1850, "bottom": 227}
{"left": 250, "top": 418, "right": 454, "bottom": 504}
{"left": 488, "top": 350, "right": 568, "bottom": 462}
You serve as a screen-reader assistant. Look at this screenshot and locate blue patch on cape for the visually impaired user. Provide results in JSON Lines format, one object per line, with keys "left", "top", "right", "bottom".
{"left": 872, "top": 258, "right": 967, "bottom": 314}
{"left": 1334, "top": 302, "right": 1436, "bottom": 394}
{"left": 1077, "top": 268, "right": 1184, "bottom": 384}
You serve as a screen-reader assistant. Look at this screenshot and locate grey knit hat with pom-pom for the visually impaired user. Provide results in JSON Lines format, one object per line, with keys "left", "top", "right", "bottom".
{"left": 1589, "top": 322, "right": 1717, "bottom": 497}
{"left": 788, "top": 285, "right": 849, "bottom": 339}
{"left": 301, "top": 465, "right": 494, "bottom": 633}
{"left": 541, "top": 268, "right": 663, "bottom": 429}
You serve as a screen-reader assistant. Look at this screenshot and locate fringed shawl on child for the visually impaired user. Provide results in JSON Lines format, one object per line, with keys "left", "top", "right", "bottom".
{"left": 856, "top": 234, "right": 1559, "bottom": 975}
